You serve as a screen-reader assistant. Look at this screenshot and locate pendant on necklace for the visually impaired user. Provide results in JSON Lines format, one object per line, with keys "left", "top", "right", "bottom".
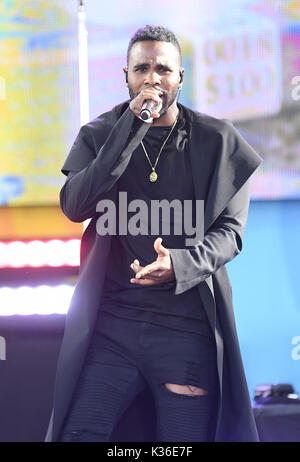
{"left": 149, "top": 170, "right": 158, "bottom": 182}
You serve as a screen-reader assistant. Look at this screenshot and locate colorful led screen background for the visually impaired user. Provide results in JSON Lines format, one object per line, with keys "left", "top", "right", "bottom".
{"left": 0, "top": 0, "right": 300, "bottom": 205}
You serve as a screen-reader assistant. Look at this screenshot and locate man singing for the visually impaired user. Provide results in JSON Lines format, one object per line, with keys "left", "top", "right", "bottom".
{"left": 46, "top": 25, "right": 262, "bottom": 442}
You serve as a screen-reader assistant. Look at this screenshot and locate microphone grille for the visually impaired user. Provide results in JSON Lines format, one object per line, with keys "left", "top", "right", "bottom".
{"left": 140, "top": 109, "right": 151, "bottom": 120}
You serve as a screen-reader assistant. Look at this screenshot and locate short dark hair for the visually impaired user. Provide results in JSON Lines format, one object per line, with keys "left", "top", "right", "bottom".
{"left": 127, "top": 25, "right": 182, "bottom": 64}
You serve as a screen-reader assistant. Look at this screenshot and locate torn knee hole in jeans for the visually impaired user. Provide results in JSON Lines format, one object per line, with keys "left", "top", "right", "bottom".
{"left": 164, "top": 383, "right": 209, "bottom": 396}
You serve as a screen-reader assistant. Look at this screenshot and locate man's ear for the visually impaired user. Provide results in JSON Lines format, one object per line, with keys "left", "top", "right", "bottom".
{"left": 179, "top": 68, "right": 184, "bottom": 88}
{"left": 123, "top": 67, "right": 128, "bottom": 83}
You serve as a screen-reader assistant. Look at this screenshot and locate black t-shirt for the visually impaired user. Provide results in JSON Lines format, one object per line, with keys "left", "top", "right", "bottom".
{"left": 97, "top": 106, "right": 212, "bottom": 337}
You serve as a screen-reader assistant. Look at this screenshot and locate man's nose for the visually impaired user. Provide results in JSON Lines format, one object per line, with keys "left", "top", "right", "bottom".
{"left": 144, "top": 71, "right": 161, "bottom": 86}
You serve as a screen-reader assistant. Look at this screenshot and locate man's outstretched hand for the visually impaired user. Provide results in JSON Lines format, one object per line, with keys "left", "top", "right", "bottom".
{"left": 130, "top": 237, "right": 175, "bottom": 286}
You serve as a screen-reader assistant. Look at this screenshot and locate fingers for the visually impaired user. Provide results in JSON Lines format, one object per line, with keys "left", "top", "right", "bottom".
{"left": 130, "top": 277, "right": 157, "bottom": 286}
{"left": 151, "top": 100, "right": 163, "bottom": 119}
{"left": 130, "top": 258, "right": 163, "bottom": 277}
{"left": 130, "top": 268, "right": 172, "bottom": 285}
{"left": 130, "top": 259, "right": 142, "bottom": 273}
{"left": 129, "top": 244, "right": 172, "bottom": 285}
{"left": 154, "top": 237, "right": 169, "bottom": 256}
{"left": 135, "top": 263, "right": 162, "bottom": 279}
{"left": 136, "top": 270, "right": 163, "bottom": 281}
{"left": 130, "top": 260, "right": 173, "bottom": 285}
{"left": 138, "top": 87, "right": 163, "bottom": 104}
{"left": 130, "top": 259, "right": 161, "bottom": 277}
{"left": 129, "top": 87, "right": 163, "bottom": 119}
{"left": 154, "top": 237, "right": 162, "bottom": 253}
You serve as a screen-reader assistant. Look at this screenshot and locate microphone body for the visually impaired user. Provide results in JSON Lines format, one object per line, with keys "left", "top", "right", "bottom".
{"left": 140, "top": 100, "right": 159, "bottom": 120}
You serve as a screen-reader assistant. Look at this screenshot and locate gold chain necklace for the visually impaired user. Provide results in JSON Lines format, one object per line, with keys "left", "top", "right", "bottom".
{"left": 140, "top": 114, "right": 179, "bottom": 182}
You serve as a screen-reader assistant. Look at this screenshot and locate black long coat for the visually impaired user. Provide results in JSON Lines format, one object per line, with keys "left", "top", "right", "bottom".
{"left": 45, "top": 101, "right": 263, "bottom": 442}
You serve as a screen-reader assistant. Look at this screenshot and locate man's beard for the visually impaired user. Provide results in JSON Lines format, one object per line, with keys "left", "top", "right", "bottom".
{"left": 128, "top": 85, "right": 178, "bottom": 117}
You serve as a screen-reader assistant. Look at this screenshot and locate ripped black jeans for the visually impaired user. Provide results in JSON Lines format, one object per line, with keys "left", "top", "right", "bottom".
{"left": 59, "top": 311, "right": 219, "bottom": 442}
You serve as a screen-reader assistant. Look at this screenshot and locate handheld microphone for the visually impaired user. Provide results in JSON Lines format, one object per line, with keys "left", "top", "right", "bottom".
{"left": 140, "top": 100, "right": 159, "bottom": 121}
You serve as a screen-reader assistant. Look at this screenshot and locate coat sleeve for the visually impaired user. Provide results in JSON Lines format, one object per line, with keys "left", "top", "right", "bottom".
{"left": 60, "top": 107, "right": 150, "bottom": 223}
{"left": 168, "top": 179, "right": 250, "bottom": 295}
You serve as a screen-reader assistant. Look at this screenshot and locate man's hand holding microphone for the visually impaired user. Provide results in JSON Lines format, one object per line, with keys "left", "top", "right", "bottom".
{"left": 129, "top": 86, "right": 163, "bottom": 121}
